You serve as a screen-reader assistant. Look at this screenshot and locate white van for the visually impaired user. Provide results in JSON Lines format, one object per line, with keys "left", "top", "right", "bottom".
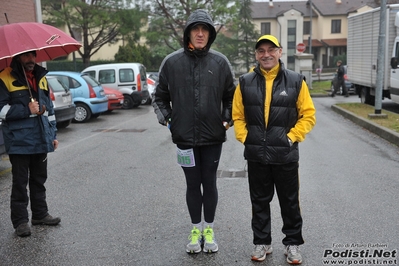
{"left": 82, "top": 63, "right": 149, "bottom": 109}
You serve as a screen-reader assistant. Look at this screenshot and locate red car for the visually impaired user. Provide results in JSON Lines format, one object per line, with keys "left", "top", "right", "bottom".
{"left": 102, "top": 86, "right": 124, "bottom": 111}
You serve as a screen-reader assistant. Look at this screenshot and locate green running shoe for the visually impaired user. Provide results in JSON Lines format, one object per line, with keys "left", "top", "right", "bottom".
{"left": 186, "top": 226, "right": 202, "bottom": 254}
{"left": 202, "top": 226, "right": 218, "bottom": 253}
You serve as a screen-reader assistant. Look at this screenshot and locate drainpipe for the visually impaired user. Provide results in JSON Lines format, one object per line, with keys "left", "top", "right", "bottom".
{"left": 34, "top": 0, "right": 47, "bottom": 68}
{"left": 35, "top": 0, "right": 42, "bottom": 23}
{"left": 309, "top": 0, "right": 312, "bottom": 54}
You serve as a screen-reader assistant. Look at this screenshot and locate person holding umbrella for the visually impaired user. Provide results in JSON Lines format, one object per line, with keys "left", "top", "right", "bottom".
{"left": 0, "top": 51, "right": 61, "bottom": 237}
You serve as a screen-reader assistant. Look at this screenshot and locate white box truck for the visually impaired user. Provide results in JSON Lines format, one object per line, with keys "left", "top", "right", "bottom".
{"left": 347, "top": 4, "right": 399, "bottom": 105}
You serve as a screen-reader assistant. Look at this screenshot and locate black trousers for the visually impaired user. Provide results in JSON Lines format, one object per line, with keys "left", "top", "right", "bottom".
{"left": 178, "top": 144, "right": 222, "bottom": 224}
{"left": 9, "top": 154, "right": 49, "bottom": 228}
{"left": 247, "top": 161, "right": 304, "bottom": 246}
{"left": 333, "top": 78, "right": 348, "bottom": 96}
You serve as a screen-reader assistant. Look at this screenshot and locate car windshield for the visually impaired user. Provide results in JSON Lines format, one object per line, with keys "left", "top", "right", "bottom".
{"left": 81, "top": 74, "right": 101, "bottom": 87}
{"left": 147, "top": 72, "right": 159, "bottom": 82}
{"left": 47, "top": 77, "right": 68, "bottom": 93}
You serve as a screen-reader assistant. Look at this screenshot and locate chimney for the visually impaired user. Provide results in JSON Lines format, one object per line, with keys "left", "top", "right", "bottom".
{"left": 269, "top": 0, "right": 274, "bottom": 7}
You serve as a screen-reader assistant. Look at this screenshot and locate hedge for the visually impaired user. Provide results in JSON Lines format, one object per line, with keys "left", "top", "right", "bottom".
{"left": 46, "top": 60, "right": 116, "bottom": 72}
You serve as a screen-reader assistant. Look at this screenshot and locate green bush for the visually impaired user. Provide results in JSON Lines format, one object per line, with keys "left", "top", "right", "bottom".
{"left": 46, "top": 60, "right": 116, "bottom": 72}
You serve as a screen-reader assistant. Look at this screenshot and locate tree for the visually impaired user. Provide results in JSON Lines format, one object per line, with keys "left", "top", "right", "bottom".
{"left": 138, "top": 0, "right": 258, "bottom": 74}
{"left": 140, "top": 0, "right": 237, "bottom": 53}
{"left": 229, "top": 0, "right": 259, "bottom": 72}
{"left": 211, "top": 0, "right": 259, "bottom": 73}
{"left": 42, "top": 0, "right": 147, "bottom": 67}
{"left": 114, "top": 40, "right": 154, "bottom": 68}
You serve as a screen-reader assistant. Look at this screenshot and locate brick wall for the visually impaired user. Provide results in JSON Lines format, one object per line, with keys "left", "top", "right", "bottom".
{"left": 0, "top": 0, "right": 36, "bottom": 26}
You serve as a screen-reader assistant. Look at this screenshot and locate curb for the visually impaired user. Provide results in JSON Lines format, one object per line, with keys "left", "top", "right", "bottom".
{"left": 310, "top": 93, "right": 329, "bottom": 98}
{"left": 331, "top": 104, "right": 399, "bottom": 147}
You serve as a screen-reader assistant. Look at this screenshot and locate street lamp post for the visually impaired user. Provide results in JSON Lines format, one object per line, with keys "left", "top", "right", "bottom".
{"left": 375, "top": 0, "right": 387, "bottom": 115}
{"left": 308, "top": 0, "right": 312, "bottom": 54}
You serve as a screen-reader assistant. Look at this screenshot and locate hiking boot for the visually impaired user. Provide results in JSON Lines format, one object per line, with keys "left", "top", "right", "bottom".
{"left": 251, "top": 244, "right": 272, "bottom": 262}
{"left": 16, "top": 223, "right": 31, "bottom": 237}
{"left": 31, "top": 214, "right": 61, "bottom": 226}
{"left": 202, "top": 226, "right": 218, "bottom": 253}
{"left": 186, "top": 226, "right": 202, "bottom": 254}
{"left": 285, "top": 245, "right": 303, "bottom": 264}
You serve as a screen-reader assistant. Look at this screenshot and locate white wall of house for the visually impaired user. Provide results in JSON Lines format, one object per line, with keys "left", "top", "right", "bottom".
{"left": 251, "top": 3, "right": 376, "bottom": 71}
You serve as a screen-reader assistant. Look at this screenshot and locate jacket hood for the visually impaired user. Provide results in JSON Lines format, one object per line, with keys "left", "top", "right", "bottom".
{"left": 183, "top": 9, "right": 216, "bottom": 53}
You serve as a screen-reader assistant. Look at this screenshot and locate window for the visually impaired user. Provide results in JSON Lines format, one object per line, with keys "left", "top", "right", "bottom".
{"left": 303, "top": 21, "right": 310, "bottom": 35}
{"left": 85, "top": 71, "right": 96, "bottom": 79}
{"left": 99, "top": 70, "right": 116, "bottom": 83}
{"left": 261, "top": 22, "right": 271, "bottom": 35}
{"left": 287, "top": 20, "right": 297, "bottom": 70}
{"left": 331, "top": 19, "right": 341, "bottom": 34}
{"left": 139, "top": 67, "right": 147, "bottom": 81}
{"left": 394, "top": 42, "right": 399, "bottom": 67}
{"left": 119, "top": 69, "right": 135, "bottom": 82}
{"left": 70, "top": 78, "right": 81, "bottom": 88}
{"left": 71, "top": 28, "right": 82, "bottom": 43}
{"left": 54, "top": 76, "right": 69, "bottom": 88}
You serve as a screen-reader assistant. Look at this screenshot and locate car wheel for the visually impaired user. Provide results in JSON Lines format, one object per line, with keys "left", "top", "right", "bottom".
{"left": 56, "top": 119, "right": 71, "bottom": 129}
{"left": 74, "top": 103, "right": 92, "bottom": 122}
{"left": 123, "top": 95, "right": 134, "bottom": 109}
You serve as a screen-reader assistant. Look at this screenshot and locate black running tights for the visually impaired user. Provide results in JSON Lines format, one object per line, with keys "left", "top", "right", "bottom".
{"left": 178, "top": 144, "right": 222, "bottom": 224}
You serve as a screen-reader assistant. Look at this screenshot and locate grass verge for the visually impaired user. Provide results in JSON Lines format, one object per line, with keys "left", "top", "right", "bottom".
{"left": 311, "top": 80, "right": 331, "bottom": 94}
{"left": 310, "top": 80, "right": 399, "bottom": 133}
{"left": 336, "top": 103, "right": 399, "bottom": 133}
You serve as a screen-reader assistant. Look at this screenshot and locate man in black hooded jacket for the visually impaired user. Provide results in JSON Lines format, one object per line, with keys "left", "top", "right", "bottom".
{"left": 153, "top": 9, "right": 236, "bottom": 254}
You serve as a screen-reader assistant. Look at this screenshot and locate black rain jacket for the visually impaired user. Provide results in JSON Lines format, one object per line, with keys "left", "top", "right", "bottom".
{"left": 153, "top": 9, "right": 236, "bottom": 146}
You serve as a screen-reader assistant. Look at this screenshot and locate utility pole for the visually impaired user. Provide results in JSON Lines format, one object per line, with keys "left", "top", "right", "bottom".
{"left": 308, "top": 0, "right": 312, "bottom": 54}
{"left": 374, "top": 0, "right": 387, "bottom": 115}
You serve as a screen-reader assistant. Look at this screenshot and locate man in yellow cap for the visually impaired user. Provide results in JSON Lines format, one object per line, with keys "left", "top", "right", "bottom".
{"left": 232, "top": 35, "right": 316, "bottom": 264}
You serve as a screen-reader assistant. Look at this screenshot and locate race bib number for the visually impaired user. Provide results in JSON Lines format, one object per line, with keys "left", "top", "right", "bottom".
{"left": 177, "top": 148, "right": 195, "bottom": 167}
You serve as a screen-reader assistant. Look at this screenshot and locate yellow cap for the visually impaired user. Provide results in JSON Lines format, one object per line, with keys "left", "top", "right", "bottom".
{"left": 255, "top": 35, "right": 281, "bottom": 49}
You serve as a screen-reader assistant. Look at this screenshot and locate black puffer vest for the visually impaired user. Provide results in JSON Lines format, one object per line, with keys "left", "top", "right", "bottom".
{"left": 239, "top": 63, "right": 304, "bottom": 164}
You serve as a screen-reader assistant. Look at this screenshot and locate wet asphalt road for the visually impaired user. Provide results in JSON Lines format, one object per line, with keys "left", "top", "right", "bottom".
{"left": 0, "top": 97, "right": 398, "bottom": 266}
